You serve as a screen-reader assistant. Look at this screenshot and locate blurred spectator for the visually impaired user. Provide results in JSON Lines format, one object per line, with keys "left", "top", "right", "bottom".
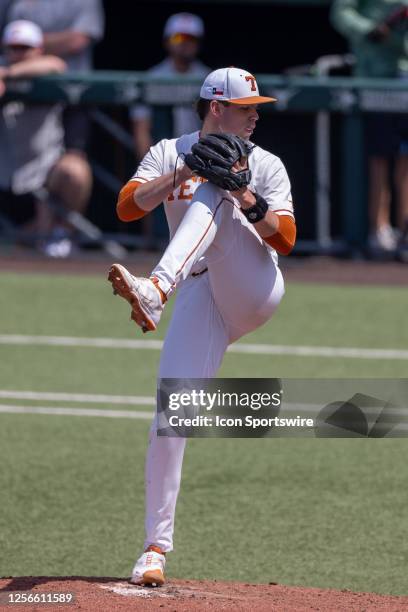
{"left": 0, "top": 20, "right": 92, "bottom": 257}
{"left": 4, "top": 0, "right": 105, "bottom": 152}
{"left": 131, "top": 12, "right": 210, "bottom": 161}
{"left": 131, "top": 13, "right": 210, "bottom": 246}
{"left": 4, "top": 0, "right": 104, "bottom": 71}
{"left": 331, "top": 0, "right": 408, "bottom": 259}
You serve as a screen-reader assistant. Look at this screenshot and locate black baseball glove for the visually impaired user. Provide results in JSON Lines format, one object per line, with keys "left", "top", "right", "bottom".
{"left": 184, "top": 133, "right": 253, "bottom": 191}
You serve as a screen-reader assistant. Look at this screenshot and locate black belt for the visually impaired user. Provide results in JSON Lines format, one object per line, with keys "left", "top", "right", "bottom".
{"left": 191, "top": 267, "right": 208, "bottom": 277}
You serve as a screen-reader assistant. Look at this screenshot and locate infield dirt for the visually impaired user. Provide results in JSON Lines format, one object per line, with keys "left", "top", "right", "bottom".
{"left": 1, "top": 577, "right": 408, "bottom": 611}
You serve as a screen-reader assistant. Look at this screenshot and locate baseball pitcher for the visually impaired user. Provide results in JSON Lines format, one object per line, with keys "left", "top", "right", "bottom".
{"left": 108, "top": 67, "right": 296, "bottom": 586}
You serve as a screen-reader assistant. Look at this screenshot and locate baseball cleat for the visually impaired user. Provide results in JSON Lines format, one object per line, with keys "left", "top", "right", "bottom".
{"left": 130, "top": 548, "right": 166, "bottom": 587}
{"left": 108, "top": 264, "right": 164, "bottom": 333}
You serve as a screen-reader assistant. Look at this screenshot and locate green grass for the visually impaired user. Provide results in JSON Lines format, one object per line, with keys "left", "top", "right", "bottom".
{"left": 0, "top": 271, "right": 407, "bottom": 594}
{"left": 1, "top": 272, "right": 407, "bottom": 347}
{"left": 0, "top": 415, "right": 407, "bottom": 594}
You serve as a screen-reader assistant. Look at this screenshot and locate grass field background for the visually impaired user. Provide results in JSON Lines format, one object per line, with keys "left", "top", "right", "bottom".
{"left": 0, "top": 270, "right": 407, "bottom": 595}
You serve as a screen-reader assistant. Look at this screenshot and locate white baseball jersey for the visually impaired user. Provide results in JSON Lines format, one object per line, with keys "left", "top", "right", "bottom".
{"left": 131, "top": 131, "right": 294, "bottom": 243}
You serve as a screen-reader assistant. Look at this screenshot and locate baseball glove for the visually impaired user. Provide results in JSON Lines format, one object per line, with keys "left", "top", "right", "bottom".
{"left": 184, "top": 133, "right": 253, "bottom": 191}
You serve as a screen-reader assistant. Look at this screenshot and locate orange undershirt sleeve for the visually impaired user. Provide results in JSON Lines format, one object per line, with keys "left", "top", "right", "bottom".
{"left": 116, "top": 181, "right": 147, "bottom": 222}
{"left": 263, "top": 215, "right": 297, "bottom": 255}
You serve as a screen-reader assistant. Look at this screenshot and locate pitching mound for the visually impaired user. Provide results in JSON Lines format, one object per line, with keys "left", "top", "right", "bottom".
{"left": 1, "top": 577, "right": 407, "bottom": 611}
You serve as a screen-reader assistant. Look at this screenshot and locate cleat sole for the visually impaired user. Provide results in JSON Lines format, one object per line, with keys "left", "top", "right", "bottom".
{"left": 108, "top": 264, "right": 156, "bottom": 332}
{"left": 142, "top": 570, "right": 165, "bottom": 587}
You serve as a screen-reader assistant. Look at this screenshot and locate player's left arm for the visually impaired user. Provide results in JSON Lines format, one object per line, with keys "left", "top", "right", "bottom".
{"left": 233, "top": 189, "right": 295, "bottom": 255}
{"left": 232, "top": 157, "right": 296, "bottom": 255}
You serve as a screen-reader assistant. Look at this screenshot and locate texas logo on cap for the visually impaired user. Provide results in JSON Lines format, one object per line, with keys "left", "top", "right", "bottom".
{"left": 201, "top": 67, "right": 276, "bottom": 105}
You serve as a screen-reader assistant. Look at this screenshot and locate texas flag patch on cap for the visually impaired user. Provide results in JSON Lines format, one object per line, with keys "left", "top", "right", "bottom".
{"left": 212, "top": 87, "right": 224, "bottom": 95}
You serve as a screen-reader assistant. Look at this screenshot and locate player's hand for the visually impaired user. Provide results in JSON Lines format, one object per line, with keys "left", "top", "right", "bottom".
{"left": 177, "top": 163, "right": 193, "bottom": 182}
{"left": 230, "top": 160, "right": 254, "bottom": 203}
{"left": 232, "top": 157, "right": 248, "bottom": 173}
{"left": 184, "top": 133, "right": 252, "bottom": 191}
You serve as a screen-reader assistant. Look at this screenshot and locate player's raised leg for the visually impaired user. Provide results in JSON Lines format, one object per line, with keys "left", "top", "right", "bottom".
{"left": 108, "top": 180, "right": 222, "bottom": 332}
{"left": 109, "top": 180, "right": 284, "bottom": 340}
{"left": 155, "top": 180, "right": 285, "bottom": 340}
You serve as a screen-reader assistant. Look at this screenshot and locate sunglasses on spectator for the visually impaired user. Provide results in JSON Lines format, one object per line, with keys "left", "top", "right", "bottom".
{"left": 168, "top": 33, "right": 200, "bottom": 45}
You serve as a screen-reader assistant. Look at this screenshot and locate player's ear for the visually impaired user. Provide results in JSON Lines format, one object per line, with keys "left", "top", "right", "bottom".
{"left": 210, "top": 100, "right": 223, "bottom": 117}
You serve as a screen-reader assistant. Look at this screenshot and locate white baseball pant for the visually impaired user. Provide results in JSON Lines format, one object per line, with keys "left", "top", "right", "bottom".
{"left": 144, "top": 182, "right": 285, "bottom": 551}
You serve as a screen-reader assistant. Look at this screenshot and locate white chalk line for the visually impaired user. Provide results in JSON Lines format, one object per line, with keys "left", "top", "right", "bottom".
{"left": 0, "top": 389, "right": 155, "bottom": 405}
{"left": 0, "top": 334, "right": 407, "bottom": 360}
{"left": 0, "top": 389, "right": 407, "bottom": 427}
{"left": 0, "top": 391, "right": 407, "bottom": 416}
{"left": 0, "top": 404, "right": 153, "bottom": 419}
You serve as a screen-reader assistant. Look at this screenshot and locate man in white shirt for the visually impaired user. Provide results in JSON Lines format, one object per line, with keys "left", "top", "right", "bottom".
{"left": 0, "top": 20, "right": 92, "bottom": 256}
{"left": 4, "top": 0, "right": 105, "bottom": 155}
{"left": 4, "top": 0, "right": 105, "bottom": 71}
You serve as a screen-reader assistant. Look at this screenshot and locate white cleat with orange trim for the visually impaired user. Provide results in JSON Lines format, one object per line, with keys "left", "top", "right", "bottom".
{"left": 108, "top": 263, "right": 165, "bottom": 333}
{"left": 130, "top": 546, "right": 166, "bottom": 587}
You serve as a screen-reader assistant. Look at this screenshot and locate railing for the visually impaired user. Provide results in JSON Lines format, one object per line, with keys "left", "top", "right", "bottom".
{"left": 3, "top": 71, "right": 407, "bottom": 254}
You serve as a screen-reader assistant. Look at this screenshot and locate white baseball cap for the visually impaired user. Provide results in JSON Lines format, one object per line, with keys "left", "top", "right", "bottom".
{"left": 2, "top": 20, "right": 43, "bottom": 48}
{"left": 164, "top": 13, "right": 204, "bottom": 39}
{"left": 200, "top": 67, "right": 276, "bottom": 105}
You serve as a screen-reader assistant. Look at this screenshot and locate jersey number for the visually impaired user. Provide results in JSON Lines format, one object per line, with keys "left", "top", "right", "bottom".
{"left": 168, "top": 176, "right": 205, "bottom": 202}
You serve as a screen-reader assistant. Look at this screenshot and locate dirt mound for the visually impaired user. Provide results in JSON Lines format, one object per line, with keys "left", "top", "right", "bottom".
{"left": 1, "top": 577, "right": 407, "bottom": 611}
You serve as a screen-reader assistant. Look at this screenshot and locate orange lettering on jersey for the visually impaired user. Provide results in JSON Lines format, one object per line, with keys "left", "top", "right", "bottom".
{"left": 191, "top": 175, "right": 206, "bottom": 185}
{"left": 167, "top": 176, "right": 206, "bottom": 203}
{"left": 193, "top": 175, "right": 207, "bottom": 184}
{"left": 245, "top": 75, "right": 257, "bottom": 91}
{"left": 178, "top": 181, "right": 194, "bottom": 200}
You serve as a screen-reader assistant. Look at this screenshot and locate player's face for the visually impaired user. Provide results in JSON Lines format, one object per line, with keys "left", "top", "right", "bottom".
{"left": 217, "top": 103, "right": 259, "bottom": 139}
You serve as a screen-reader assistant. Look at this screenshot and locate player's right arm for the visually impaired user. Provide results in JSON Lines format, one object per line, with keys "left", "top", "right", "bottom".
{"left": 116, "top": 141, "right": 192, "bottom": 222}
